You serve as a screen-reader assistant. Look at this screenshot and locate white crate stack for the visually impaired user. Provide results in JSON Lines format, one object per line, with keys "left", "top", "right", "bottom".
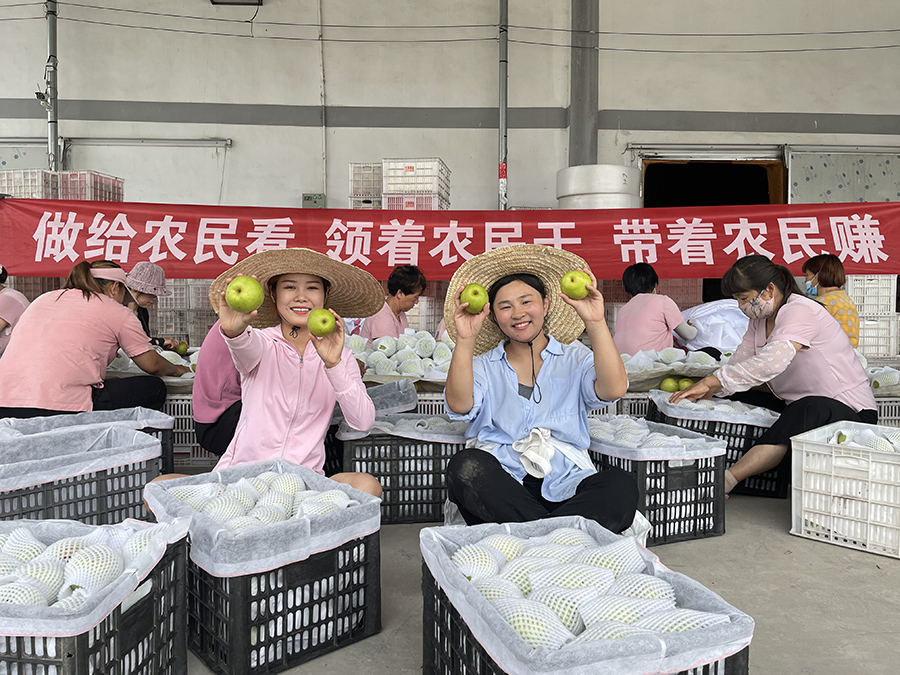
{"left": 349, "top": 162, "right": 383, "bottom": 209}
{"left": 0, "top": 169, "right": 58, "bottom": 198}
{"left": 0, "top": 169, "right": 123, "bottom": 201}
{"left": 151, "top": 278, "right": 216, "bottom": 347}
{"left": 845, "top": 274, "right": 899, "bottom": 359}
{"left": 382, "top": 157, "right": 450, "bottom": 210}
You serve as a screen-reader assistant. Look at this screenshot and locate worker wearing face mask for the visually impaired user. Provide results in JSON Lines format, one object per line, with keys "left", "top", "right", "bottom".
{"left": 801, "top": 253, "right": 860, "bottom": 348}
{"left": 669, "top": 255, "right": 875, "bottom": 496}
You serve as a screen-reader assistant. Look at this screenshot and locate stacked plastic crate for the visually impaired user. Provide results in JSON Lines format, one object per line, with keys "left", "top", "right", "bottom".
{"left": 0, "top": 169, "right": 58, "bottom": 198}
{"left": 349, "top": 162, "right": 383, "bottom": 209}
{"left": 382, "top": 157, "right": 450, "bottom": 210}
{"left": 151, "top": 278, "right": 216, "bottom": 347}
{"left": 58, "top": 170, "right": 125, "bottom": 201}
{"left": 846, "top": 274, "right": 899, "bottom": 360}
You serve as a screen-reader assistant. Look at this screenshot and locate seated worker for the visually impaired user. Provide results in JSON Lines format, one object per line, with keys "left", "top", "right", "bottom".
{"left": 0, "top": 263, "right": 30, "bottom": 358}
{"left": 192, "top": 319, "right": 241, "bottom": 457}
{"left": 801, "top": 253, "right": 860, "bottom": 348}
{"left": 0, "top": 260, "right": 189, "bottom": 417}
{"left": 125, "top": 261, "right": 181, "bottom": 350}
{"left": 671, "top": 254, "right": 876, "bottom": 494}
{"left": 360, "top": 265, "right": 427, "bottom": 343}
{"left": 443, "top": 244, "right": 638, "bottom": 532}
{"left": 613, "top": 263, "right": 698, "bottom": 354}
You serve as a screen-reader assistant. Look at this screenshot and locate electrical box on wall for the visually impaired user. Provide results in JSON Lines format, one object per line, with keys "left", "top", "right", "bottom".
{"left": 302, "top": 193, "right": 325, "bottom": 208}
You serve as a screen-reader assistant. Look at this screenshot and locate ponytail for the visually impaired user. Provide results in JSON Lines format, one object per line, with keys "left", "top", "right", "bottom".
{"left": 0, "top": 264, "right": 7, "bottom": 285}
{"left": 722, "top": 254, "right": 801, "bottom": 299}
{"left": 63, "top": 260, "right": 123, "bottom": 301}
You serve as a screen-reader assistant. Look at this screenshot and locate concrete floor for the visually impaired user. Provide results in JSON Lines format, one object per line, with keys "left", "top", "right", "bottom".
{"left": 187, "top": 495, "right": 900, "bottom": 675}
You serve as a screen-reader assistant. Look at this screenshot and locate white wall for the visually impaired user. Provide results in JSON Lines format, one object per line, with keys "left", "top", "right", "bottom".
{"left": 2, "top": 0, "right": 898, "bottom": 209}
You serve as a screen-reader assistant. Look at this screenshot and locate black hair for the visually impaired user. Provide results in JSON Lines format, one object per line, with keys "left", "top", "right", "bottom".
{"left": 0, "top": 265, "right": 7, "bottom": 285}
{"left": 488, "top": 273, "right": 547, "bottom": 308}
{"left": 622, "top": 263, "right": 659, "bottom": 296}
{"left": 721, "top": 255, "right": 801, "bottom": 299}
{"left": 387, "top": 265, "right": 427, "bottom": 296}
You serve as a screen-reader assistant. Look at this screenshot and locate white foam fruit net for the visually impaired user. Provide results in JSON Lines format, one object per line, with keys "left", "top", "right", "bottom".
{"left": 477, "top": 534, "right": 527, "bottom": 561}
{"left": 35, "top": 537, "right": 88, "bottom": 564}
{"left": 491, "top": 598, "right": 576, "bottom": 650}
{"left": 634, "top": 608, "right": 731, "bottom": 633}
{"left": 528, "top": 563, "right": 615, "bottom": 593}
{"left": 472, "top": 576, "right": 525, "bottom": 602}
{"left": 528, "top": 585, "right": 599, "bottom": 634}
{"left": 580, "top": 595, "right": 676, "bottom": 626}
{"left": 571, "top": 619, "right": 659, "bottom": 643}
{"left": 60, "top": 545, "right": 124, "bottom": 598}
{"left": 166, "top": 469, "right": 363, "bottom": 533}
{"left": 543, "top": 527, "right": 598, "bottom": 548}
{"left": 0, "top": 580, "right": 48, "bottom": 606}
{"left": 13, "top": 560, "right": 66, "bottom": 601}
{"left": 451, "top": 544, "right": 502, "bottom": 580}
{"left": 575, "top": 538, "right": 647, "bottom": 578}
{"left": 521, "top": 543, "right": 583, "bottom": 564}
{"left": 499, "top": 557, "right": 562, "bottom": 595}
{"left": 608, "top": 573, "right": 677, "bottom": 602}
{"left": 2, "top": 528, "right": 48, "bottom": 563}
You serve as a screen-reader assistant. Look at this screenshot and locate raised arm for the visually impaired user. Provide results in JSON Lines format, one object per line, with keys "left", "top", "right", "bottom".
{"left": 445, "top": 285, "right": 491, "bottom": 414}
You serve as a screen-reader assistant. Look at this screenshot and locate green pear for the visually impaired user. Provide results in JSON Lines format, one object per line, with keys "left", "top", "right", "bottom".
{"left": 308, "top": 308, "right": 336, "bottom": 337}
{"left": 225, "top": 276, "right": 265, "bottom": 314}
{"left": 175, "top": 341, "right": 189, "bottom": 356}
{"left": 659, "top": 377, "right": 680, "bottom": 393}
{"left": 460, "top": 283, "right": 488, "bottom": 314}
{"left": 560, "top": 270, "right": 591, "bottom": 300}
{"left": 677, "top": 378, "right": 694, "bottom": 391}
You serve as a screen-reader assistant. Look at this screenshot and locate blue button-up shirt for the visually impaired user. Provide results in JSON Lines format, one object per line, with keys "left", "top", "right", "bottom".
{"left": 446, "top": 337, "right": 615, "bottom": 502}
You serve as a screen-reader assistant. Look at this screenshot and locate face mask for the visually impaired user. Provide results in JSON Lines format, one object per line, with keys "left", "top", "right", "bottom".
{"left": 740, "top": 291, "right": 775, "bottom": 320}
{"left": 804, "top": 276, "right": 818, "bottom": 298}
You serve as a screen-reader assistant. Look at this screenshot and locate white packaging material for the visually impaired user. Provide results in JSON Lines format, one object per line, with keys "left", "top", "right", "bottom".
{"left": 679, "top": 300, "right": 749, "bottom": 354}
{"left": 420, "top": 516, "right": 753, "bottom": 675}
{"left": 336, "top": 413, "right": 468, "bottom": 444}
{"left": 0, "top": 427, "right": 161, "bottom": 493}
{"left": 649, "top": 390, "right": 779, "bottom": 429}
{"left": 589, "top": 415, "right": 726, "bottom": 461}
{"left": 329, "top": 378, "right": 418, "bottom": 426}
{"left": 0, "top": 518, "right": 189, "bottom": 637}
{"left": 0, "top": 407, "right": 174, "bottom": 436}
{"left": 144, "top": 459, "right": 381, "bottom": 577}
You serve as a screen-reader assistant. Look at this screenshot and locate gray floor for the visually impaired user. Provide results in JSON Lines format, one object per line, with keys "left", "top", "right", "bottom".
{"left": 187, "top": 495, "right": 900, "bottom": 675}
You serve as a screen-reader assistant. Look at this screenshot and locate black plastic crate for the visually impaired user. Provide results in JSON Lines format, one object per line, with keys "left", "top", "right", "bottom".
{"left": 646, "top": 401, "right": 788, "bottom": 499}
{"left": 422, "top": 564, "right": 749, "bottom": 675}
{"left": 592, "top": 451, "right": 725, "bottom": 546}
{"left": 0, "top": 538, "right": 187, "bottom": 675}
{"left": 144, "top": 427, "right": 175, "bottom": 474}
{"left": 0, "top": 457, "right": 162, "bottom": 524}
{"left": 188, "top": 532, "right": 382, "bottom": 675}
{"left": 343, "top": 435, "right": 464, "bottom": 523}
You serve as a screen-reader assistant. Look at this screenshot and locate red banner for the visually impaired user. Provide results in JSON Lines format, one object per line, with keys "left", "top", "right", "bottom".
{"left": 1, "top": 198, "right": 898, "bottom": 280}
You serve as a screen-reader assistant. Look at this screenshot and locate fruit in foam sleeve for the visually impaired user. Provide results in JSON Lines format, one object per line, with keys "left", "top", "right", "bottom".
{"left": 659, "top": 377, "right": 680, "bottom": 393}
{"left": 460, "top": 283, "right": 488, "bottom": 314}
{"left": 307, "top": 309, "right": 336, "bottom": 337}
{"left": 225, "top": 276, "right": 265, "bottom": 314}
{"left": 560, "top": 270, "right": 591, "bottom": 300}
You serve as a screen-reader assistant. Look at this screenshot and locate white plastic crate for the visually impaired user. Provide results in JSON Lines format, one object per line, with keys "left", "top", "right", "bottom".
{"left": 382, "top": 157, "right": 450, "bottom": 196}
{"left": 162, "top": 394, "right": 219, "bottom": 472}
{"left": 155, "top": 280, "right": 188, "bottom": 310}
{"left": 619, "top": 392, "right": 650, "bottom": 418}
{"left": 58, "top": 170, "right": 124, "bottom": 202}
{"left": 845, "top": 275, "right": 897, "bottom": 316}
{"left": 0, "top": 169, "right": 58, "bottom": 199}
{"left": 187, "top": 310, "right": 218, "bottom": 344}
{"left": 875, "top": 397, "right": 900, "bottom": 427}
{"left": 383, "top": 193, "right": 449, "bottom": 211}
{"left": 416, "top": 391, "right": 446, "bottom": 416}
{"left": 857, "top": 314, "right": 900, "bottom": 357}
{"left": 155, "top": 309, "right": 188, "bottom": 335}
{"left": 349, "top": 162, "right": 383, "bottom": 197}
{"left": 349, "top": 196, "right": 382, "bottom": 209}
{"left": 791, "top": 420, "right": 900, "bottom": 558}
{"left": 188, "top": 279, "right": 213, "bottom": 310}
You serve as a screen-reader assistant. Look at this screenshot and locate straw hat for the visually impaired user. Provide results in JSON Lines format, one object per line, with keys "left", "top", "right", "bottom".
{"left": 126, "top": 261, "right": 172, "bottom": 296}
{"left": 208, "top": 248, "right": 385, "bottom": 328}
{"left": 443, "top": 244, "right": 588, "bottom": 355}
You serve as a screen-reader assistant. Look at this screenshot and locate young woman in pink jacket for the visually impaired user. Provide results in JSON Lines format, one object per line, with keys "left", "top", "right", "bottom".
{"left": 207, "top": 248, "right": 386, "bottom": 497}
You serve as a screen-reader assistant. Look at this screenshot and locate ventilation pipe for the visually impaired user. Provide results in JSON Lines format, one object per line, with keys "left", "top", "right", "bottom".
{"left": 45, "top": 1, "right": 59, "bottom": 171}
{"left": 498, "top": 0, "right": 508, "bottom": 210}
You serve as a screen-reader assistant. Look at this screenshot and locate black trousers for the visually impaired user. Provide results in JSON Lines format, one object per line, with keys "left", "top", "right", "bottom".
{"left": 193, "top": 400, "right": 242, "bottom": 457}
{"left": 755, "top": 395, "right": 877, "bottom": 447}
{"left": 0, "top": 376, "right": 167, "bottom": 419}
{"left": 446, "top": 448, "right": 639, "bottom": 534}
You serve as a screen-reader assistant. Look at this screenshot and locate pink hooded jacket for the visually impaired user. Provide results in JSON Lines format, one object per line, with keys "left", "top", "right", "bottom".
{"left": 214, "top": 325, "right": 374, "bottom": 472}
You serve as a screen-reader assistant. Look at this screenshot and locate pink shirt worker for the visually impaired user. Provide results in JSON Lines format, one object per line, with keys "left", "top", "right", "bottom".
{"left": 0, "top": 267, "right": 30, "bottom": 357}
{"left": 359, "top": 264, "right": 427, "bottom": 344}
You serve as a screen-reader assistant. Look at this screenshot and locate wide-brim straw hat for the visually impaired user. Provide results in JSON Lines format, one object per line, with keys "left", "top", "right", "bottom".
{"left": 208, "top": 248, "right": 385, "bottom": 328}
{"left": 444, "top": 244, "right": 588, "bottom": 355}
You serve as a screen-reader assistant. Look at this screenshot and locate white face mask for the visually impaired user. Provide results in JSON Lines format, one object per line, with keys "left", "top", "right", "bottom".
{"left": 740, "top": 291, "right": 775, "bottom": 320}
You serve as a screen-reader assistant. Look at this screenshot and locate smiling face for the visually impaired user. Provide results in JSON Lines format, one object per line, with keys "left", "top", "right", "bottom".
{"left": 273, "top": 273, "right": 327, "bottom": 329}
{"left": 491, "top": 280, "right": 549, "bottom": 343}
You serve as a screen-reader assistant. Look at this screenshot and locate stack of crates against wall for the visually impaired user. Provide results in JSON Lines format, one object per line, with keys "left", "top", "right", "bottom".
{"left": 416, "top": 391, "right": 446, "bottom": 416}
{"left": 791, "top": 420, "right": 900, "bottom": 559}
{"left": 422, "top": 565, "right": 751, "bottom": 675}
{"left": 163, "top": 394, "right": 219, "bottom": 473}
{"left": 875, "top": 397, "right": 900, "bottom": 428}
{"left": 156, "top": 278, "right": 189, "bottom": 310}
{"left": 382, "top": 157, "right": 450, "bottom": 210}
{"left": 0, "top": 538, "right": 187, "bottom": 675}
{"left": 343, "top": 430, "right": 465, "bottom": 524}
{"left": 5, "top": 276, "right": 65, "bottom": 302}
{"left": 844, "top": 275, "right": 900, "bottom": 358}
{"left": 0, "top": 169, "right": 58, "bottom": 198}
{"left": 646, "top": 400, "right": 787, "bottom": 499}
{"left": 349, "top": 162, "right": 382, "bottom": 209}
{"left": 188, "top": 533, "right": 381, "bottom": 675}
{"left": 58, "top": 170, "right": 125, "bottom": 201}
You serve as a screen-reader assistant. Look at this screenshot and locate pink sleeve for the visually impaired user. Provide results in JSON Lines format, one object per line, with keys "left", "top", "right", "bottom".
{"left": 661, "top": 295, "right": 685, "bottom": 329}
{"left": 716, "top": 340, "right": 797, "bottom": 395}
{"left": 768, "top": 301, "right": 817, "bottom": 347}
{"left": 0, "top": 294, "right": 27, "bottom": 328}
{"left": 223, "top": 326, "right": 264, "bottom": 376}
{"left": 117, "top": 308, "right": 155, "bottom": 358}
{"left": 360, "top": 304, "right": 396, "bottom": 344}
{"left": 325, "top": 347, "right": 375, "bottom": 432}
